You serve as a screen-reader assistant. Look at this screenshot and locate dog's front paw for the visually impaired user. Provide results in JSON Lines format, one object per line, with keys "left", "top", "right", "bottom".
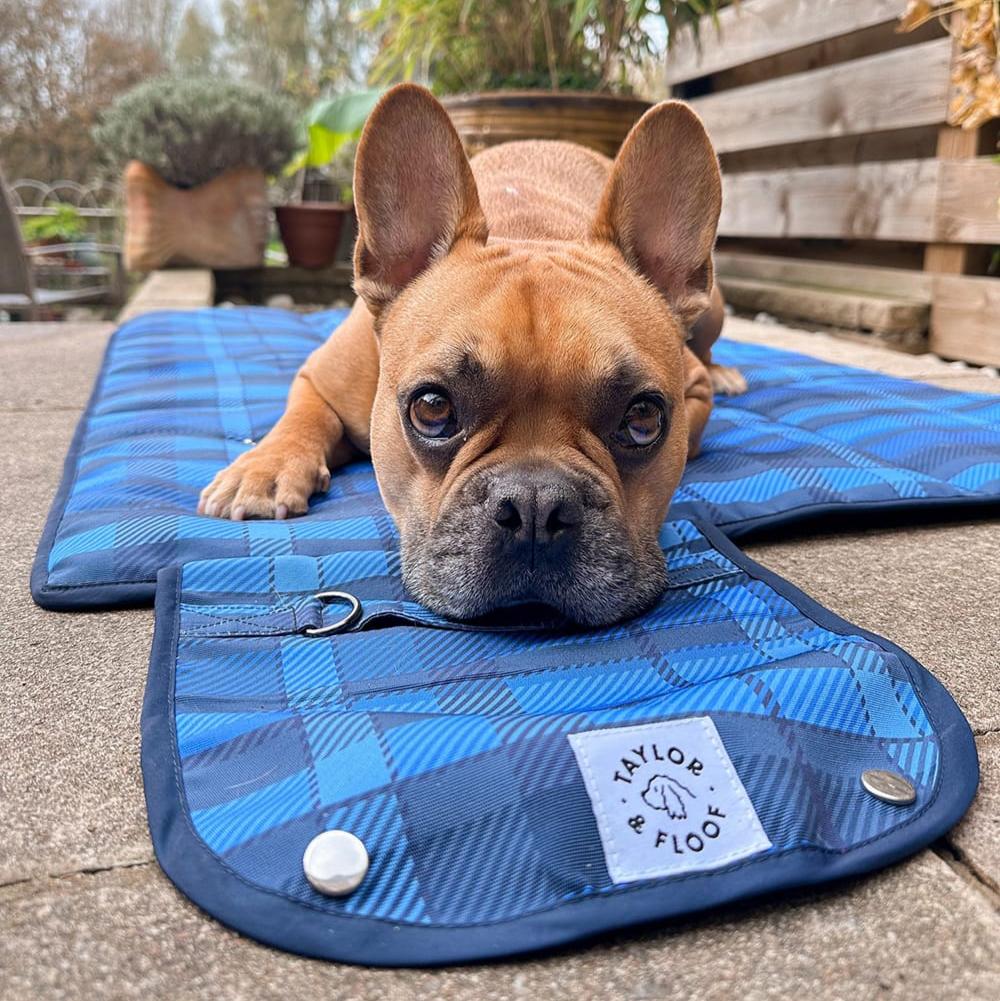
{"left": 197, "top": 441, "right": 331, "bottom": 520}
{"left": 708, "top": 363, "right": 747, "bottom": 396}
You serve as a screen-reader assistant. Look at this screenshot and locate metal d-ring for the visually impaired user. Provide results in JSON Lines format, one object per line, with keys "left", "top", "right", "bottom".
{"left": 303, "top": 590, "right": 362, "bottom": 636}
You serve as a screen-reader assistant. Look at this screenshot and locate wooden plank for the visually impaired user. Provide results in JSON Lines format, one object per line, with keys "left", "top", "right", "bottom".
{"left": 213, "top": 263, "right": 355, "bottom": 306}
{"left": 690, "top": 38, "right": 952, "bottom": 154}
{"left": 930, "top": 274, "right": 1000, "bottom": 365}
{"left": 719, "top": 158, "right": 1000, "bottom": 243}
{"left": 713, "top": 250, "right": 1000, "bottom": 365}
{"left": 720, "top": 160, "right": 938, "bottom": 241}
{"left": 717, "top": 236, "right": 927, "bottom": 270}
{"left": 666, "top": 0, "right": 919, "bottom": 84}
{"left": 715, "top": 252, "right": 932, "bottom": 300}
{"left": 719, "top": 275, "right": 929, "bottom": 348}
{"left": 703, "top": 17, "right": 947, "bottom": 94}
{"left": 719, "top": 125, "right": 939, "bottom": 175}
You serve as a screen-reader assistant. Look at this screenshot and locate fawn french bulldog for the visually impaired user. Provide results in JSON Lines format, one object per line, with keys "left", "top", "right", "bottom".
{"left": 198, "top": 84, "right": 742, "bottom": 625}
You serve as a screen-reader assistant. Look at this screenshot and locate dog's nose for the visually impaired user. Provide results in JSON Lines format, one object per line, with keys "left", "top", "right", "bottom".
{"left": 489, "top": 466, "right": 583, "bottom": 560}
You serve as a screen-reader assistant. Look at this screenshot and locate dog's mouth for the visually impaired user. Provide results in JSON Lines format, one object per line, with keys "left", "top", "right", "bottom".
{"left": 431, "top": 599, "right": 571, "bottom": 630}
{"left": 400, "top": 530, "right": 668, "bottom": 627}
{"left": 393, "top": 460, "right": 671, "bottom": 626}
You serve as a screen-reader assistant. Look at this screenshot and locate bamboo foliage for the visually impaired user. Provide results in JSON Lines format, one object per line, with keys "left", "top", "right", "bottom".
{"left": 366, "top": 0, "right": 725, "bottom": 95}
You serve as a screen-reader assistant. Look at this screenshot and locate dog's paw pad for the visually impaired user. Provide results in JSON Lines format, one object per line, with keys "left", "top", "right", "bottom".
{"left": 709, "top": 364, "right": 747, "bottom": 397}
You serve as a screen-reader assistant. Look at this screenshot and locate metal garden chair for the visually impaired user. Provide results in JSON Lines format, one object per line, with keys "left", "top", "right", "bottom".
{"left": 1, "top": 168, "right": 124, "bottom": 320}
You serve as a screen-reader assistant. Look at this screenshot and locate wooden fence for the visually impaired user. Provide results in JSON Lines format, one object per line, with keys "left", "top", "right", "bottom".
{"left": 668, "top": 0, "right": 1000, "bottom": 365}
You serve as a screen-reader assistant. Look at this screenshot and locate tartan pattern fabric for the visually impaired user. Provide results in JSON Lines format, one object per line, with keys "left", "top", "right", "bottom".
{"left": 33, "top": 307, "right": 1000, "bottom": 609}
{"left": 673, "top": 341, "right": 1000, "bottom": 532}
{"left": 169, "top": 519, "right": 941, "bottom": 928}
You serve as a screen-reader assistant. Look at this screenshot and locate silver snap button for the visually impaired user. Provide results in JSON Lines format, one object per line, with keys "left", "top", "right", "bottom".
{"left": 861, "top": 769, "right": 916, "bottom": 805}
{"left": 303, "top": 830, "right": 369, "bottom": 896}
{"left": 242, "top": 438, "right": 255, "bottom": 446}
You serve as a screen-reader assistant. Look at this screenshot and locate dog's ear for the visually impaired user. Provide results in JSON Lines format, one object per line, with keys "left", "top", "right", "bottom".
{"left": 353, "top": 84, "right": 488, "bottom": 317}
{"left": 592, "top": 101, "right": 721, "bottom": 328}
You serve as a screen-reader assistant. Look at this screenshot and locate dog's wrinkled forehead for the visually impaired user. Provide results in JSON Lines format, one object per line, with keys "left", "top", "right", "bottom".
{"left": 399, "top": 338, "right": 660, "bottom": 428}
{"left": 379, "top": 246, "right": 686, "bottom": 403}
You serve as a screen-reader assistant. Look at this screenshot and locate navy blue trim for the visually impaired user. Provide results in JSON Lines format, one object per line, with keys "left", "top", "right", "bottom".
{"left": 31, "top": 309, "right": 1000, "bottom": 611}
{"left": 140, "top": 518, "right": 978, "bottom": 967}
{"left": 713, "top": 494, "right": 1000, "bottom": 542}
{"left": 30, "top": 322, "right": 159, "bottom": 611}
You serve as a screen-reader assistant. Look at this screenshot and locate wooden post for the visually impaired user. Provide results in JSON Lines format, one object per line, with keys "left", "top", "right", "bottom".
{"left": 923, "top": 126, "right": 990, "bottom": 274}
{"left": 922, "top": 11, "right": 993, "bottom": 275}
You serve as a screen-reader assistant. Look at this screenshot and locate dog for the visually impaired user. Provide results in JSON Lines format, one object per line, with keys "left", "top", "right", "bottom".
{"left": 198, "top": 84, "right": 742, "bottom": 626}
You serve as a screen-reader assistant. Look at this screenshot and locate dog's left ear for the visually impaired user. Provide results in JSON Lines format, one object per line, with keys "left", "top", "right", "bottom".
{"left": 592, "top": 101, "right": 721, "bottom": 328}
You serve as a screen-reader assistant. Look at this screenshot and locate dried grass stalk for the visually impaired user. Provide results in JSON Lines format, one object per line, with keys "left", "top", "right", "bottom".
{"left": 899, "top": 0, "right": 999, "bottom": 129}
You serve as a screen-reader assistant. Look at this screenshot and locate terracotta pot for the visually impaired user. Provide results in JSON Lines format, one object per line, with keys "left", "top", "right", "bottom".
{"left": 124, "top": 161, "right": 269, "bottom": 271}
{"left": 441, "top": 90, "right": 652, "bottom": 158}
{"left": 275, "top": 203, "right": 350, "bottom": 270}
{"left": 27, "top": 237, "right": 87, "bottom": 268}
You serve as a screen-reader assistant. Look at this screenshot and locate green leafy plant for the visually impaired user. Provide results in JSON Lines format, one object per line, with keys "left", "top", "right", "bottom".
{"left": 285, "top": 89, "right": 383, "bottom": 176}
{"left": 93, "top": 77, "right": 298, "bottom": 188}
{"left": 283, "top": 89, "right": 383, "bottom": 204}
{"left": 367, "top": 0, "right": 727, "bottom": 95}
{"left": 21, "top": 204, "right": 89, "bottom": 244}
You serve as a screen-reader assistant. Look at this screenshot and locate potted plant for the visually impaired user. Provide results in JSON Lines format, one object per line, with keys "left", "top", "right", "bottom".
{"left": 93, "top": 77, "right": 297, "bottom": 271}
{"left": 21, "top": 205, "right": 91, "bottom": 267}
{"left": 366, "top": 1, "right": 724, "bottom": 156}
{"left": 276, "top": 89, "right": 382, "bottom": 270}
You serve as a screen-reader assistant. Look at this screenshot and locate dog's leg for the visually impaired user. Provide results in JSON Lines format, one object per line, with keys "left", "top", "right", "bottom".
{"left": 198, "top": 302, "right": 379, "bottom": 520}
{"left": 684, "top": 347, "right": 714, "bottom": 459}
{"left": 689, "top": 284, "right": 746, "bottom": 397}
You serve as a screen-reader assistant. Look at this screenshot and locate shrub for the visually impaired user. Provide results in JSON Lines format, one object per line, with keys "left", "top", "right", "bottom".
{"left": 93, "top": 77, "right": 298, "bottom": 188}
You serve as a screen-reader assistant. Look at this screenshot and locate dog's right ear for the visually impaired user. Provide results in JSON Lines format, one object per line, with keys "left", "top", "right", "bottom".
{"left": 353, "top": 84, "right": 489, "bottom": 317}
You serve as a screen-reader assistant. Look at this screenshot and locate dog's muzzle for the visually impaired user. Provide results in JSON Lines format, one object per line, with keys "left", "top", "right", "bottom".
{"left": 400, "top": 462, "right": 668, "bottom": 626}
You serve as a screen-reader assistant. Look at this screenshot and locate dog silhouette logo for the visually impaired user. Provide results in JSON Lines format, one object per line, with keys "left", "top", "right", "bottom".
{"left": 641, "top": 774, "right": 695, "bottom": 820}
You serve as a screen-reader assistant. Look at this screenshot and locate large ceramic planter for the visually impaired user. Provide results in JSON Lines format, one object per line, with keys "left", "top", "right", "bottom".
{"left": 441, "top": 91, "right": 652, "bottom": 157}
{"left": 275, "top": 203, "right": 351, "bottom": 270}
{"left": 123, "top": 161, "right": 269, "bottom": 271}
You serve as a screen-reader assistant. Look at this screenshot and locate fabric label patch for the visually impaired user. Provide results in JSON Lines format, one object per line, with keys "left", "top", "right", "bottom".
{"left": 568, "top": 717, "right": 771, "bottom": 884}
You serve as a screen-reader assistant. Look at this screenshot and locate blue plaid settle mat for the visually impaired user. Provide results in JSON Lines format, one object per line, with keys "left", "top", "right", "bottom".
{"left": 32, "top": 308, "right": 1000, "bottom": 610}
{"left": 33, "top": 307, "right": 998, "bottom": 965}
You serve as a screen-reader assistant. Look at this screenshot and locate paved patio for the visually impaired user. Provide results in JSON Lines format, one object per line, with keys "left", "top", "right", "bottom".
{"left": 2, "top": 314, "right": 999, "bottom": 1000}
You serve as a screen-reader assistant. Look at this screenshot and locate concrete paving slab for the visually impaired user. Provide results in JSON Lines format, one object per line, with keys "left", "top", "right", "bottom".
{"left": 3, "top": 850, "right": 999, "bottom": 1001}
{"left": 950, "top": 733, "right": 1000, "bottom": 896}
{"left": 3, "top": 318, "right": 998, "bottom": 998}
{"left": 745, "top": 521, "right": 1000, "bottom": 733}
{"left": 916, "top": 373, "right": 1000, "bottom": 395}
{"left": 0, "top": 412, "right": 153, "bottom": 883}
{"left": 0, "top": 323, "right": 112, "bottom": 411}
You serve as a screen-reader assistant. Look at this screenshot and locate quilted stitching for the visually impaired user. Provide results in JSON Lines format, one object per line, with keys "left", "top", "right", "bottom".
{"left": 172, "top": 519, "right": 939, "bottom": 927}
{"left": 35, "top": 307, "right": 1000, "bottom": 603}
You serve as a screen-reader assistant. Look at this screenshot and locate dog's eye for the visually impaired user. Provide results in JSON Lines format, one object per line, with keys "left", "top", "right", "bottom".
{"left": 615, "top": 395, "right": 665, "bottom": 448}
{"left": 408, "top": 389, "right": 459, "bottom": 439}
